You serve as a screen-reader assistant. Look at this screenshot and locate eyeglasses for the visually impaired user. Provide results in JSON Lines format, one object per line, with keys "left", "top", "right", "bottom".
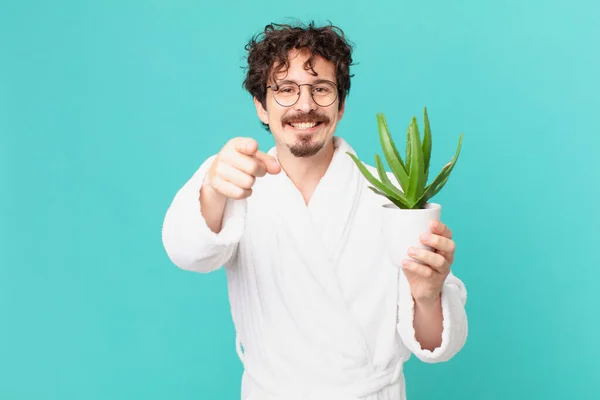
{"left": 266, "top": 80, "right": 338, "bottom": 107}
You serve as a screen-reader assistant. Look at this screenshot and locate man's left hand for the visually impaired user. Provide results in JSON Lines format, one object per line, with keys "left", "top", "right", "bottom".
{"left": 402, "top": 220, "right": 455, "bottom": 305}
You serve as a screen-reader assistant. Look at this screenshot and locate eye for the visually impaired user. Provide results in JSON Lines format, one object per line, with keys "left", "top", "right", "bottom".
{"left": 313, "top": 85, "right": 332, "bottom": 94}
{"left": 277, "top": 85, "right": 297, "bottom": 94}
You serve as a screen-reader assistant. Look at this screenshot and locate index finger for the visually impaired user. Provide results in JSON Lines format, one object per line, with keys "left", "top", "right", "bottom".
{"left": 254, "top": 150, "right": 281, "bottom": 175}
{"left": 430, "top": 220, "right": 452, "bottom": 239}
{"left": 230, "top": 137, "right": 259, "bottom": 156}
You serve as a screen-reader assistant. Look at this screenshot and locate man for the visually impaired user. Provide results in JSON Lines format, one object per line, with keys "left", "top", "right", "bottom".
{"left": 162, "top": 21, "right": 468, "bottom": 400}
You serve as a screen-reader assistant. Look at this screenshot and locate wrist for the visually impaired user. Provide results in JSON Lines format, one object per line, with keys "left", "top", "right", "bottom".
{"left": 199, "top": 181, "right": 228, "bottom": 214}
{"left": 413, "top": 292, "right": 441, "bottom": 308}
{"left": 199, "top": 179, "right": 224, "bottom": 202}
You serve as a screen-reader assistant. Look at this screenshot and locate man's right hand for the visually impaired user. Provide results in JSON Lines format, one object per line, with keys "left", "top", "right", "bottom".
{"left": 203, "top": 137, "right": 281, "bottom": 200}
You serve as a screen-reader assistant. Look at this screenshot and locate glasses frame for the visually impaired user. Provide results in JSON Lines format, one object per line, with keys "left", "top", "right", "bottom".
{"left": 266, "top": 80, "right": 339, "bottom": 108}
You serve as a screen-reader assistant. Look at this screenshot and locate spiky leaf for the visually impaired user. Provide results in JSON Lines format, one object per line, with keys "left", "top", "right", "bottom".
{"left": 406, "top": 124, "right": 412, "bottom": 176}
{"left": 413, "top": 163, "right": 452, "bottom": 209}
{"left": 374, "top": 154, "right": 404, "bottom": 197}
{"left": 430, "top": 133, "right": 463, "bottom": 197}
{"left": 367, "top": 186, "right": 410, "bottom": 209}
{"left": 405, "top": 117, "right": 425, "bottom": 202}
{"left": 413, "top": 132, "right": 463, "bottom": 207}
{"left": 347, "top": 152, "right": 410, "bottom": 206}
{"left": 377, "top": 114, "right": 409, "bottom": 190}
{"left": 422, "top": 107, "right": 432, "bottom": 183}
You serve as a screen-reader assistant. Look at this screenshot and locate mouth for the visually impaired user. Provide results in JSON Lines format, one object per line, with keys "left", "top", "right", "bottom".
{"left": 286, "top": 121, "right": 324, "bottom": 132}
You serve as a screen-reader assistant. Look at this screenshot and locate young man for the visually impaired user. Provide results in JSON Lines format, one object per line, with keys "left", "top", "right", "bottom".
{"left": 162, "top": 22, "right": 468, "bottom": 400}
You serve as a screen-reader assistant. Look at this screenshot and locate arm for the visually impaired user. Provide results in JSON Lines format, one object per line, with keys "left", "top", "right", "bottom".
{"left": 199, "top": 183, "right": 228, "bottom": 234}
{"left": 413, "top": 293, "right": 443, "bottom": 351}
{"left": 161, "top": 155, "right": 246, "bottom": 273}
{"left": 396, "top": 271, "right": 468, "bottom": 363}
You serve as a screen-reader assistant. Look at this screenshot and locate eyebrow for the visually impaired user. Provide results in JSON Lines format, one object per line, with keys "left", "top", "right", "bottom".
{"left": 275, "top": 78, "right": 335, "bottom": 85}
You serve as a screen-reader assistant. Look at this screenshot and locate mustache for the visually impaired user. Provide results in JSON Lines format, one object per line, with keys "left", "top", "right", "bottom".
{"left": 282, "top": 111, "right": 330, "bottom": 125}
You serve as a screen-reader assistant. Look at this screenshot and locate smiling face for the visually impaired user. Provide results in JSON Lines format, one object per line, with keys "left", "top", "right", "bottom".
{"left": 254, "top": 48, "right": 345, "bottom": 158}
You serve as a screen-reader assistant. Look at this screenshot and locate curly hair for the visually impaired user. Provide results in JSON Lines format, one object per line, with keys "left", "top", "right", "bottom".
{"left": 242, "top": 21, "right": 355, "bottom": 130}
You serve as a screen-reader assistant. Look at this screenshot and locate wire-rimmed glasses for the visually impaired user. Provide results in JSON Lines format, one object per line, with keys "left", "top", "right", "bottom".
{"left": 266, "top": 80, "right": 338, "bottom": 107}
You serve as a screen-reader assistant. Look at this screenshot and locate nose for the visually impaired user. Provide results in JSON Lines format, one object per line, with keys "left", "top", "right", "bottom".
{"left": 294, "top": 85, "right": 318, "bottom": 113}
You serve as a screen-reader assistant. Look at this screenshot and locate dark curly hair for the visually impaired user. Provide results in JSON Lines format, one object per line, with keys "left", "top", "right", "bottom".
{"left": 242, "top": 21, "right": 355, "bottom": 131}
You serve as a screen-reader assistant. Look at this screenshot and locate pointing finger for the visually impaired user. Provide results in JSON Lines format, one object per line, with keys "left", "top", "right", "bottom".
{"left": 232, "top": 137, "right": 259, "bottom": 156}
{"left": 255, "top": 151, "right": 281, "bottom": 175}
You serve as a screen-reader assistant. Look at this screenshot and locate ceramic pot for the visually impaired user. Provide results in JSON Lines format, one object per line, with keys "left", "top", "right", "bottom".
{"left": 381, "top": 202, "right": 442, "bottom": 267}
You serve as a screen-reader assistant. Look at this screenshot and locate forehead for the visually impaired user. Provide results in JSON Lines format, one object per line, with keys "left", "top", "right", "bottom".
{"left": 270, "top": 49, "right": 336, "bottom": 83}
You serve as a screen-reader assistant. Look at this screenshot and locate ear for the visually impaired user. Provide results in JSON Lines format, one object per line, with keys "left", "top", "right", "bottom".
{"left": 337, "top": 100, "right": 346, "bottom": 122}
{"left": 254, "top": 97, "right": 269, "bottom": 125}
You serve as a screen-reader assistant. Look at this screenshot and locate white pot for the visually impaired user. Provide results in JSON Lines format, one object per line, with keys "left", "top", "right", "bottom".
{"left": 381, "top": 202, "right": 442, "bottom": 267}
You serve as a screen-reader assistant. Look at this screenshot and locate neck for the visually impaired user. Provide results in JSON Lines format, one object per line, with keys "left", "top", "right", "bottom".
{"left": 276, "top": 139, "right": 336, "bottom": 204}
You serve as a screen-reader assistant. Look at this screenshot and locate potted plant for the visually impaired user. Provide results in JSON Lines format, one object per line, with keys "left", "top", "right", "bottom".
{"left": 347, "top": 107, "right": 463, "bottom": 266}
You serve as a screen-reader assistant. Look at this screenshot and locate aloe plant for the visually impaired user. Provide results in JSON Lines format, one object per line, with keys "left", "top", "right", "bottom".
{"left": 347, "top": 107, "right": 463, "bottom": 209}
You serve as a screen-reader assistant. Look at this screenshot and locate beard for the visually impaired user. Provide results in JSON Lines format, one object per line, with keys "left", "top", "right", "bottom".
{"left": 288, "top": 135, "right": 325, "bottom": 157}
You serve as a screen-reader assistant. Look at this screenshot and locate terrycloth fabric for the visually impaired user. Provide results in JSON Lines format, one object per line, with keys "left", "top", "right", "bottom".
{"left": 162, "top": 136, "right": 468, "bottom": 400}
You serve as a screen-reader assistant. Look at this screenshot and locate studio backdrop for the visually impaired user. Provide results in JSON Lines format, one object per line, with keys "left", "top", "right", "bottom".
{"left": 1, "top": 0, "right": 598, "bottom": 399}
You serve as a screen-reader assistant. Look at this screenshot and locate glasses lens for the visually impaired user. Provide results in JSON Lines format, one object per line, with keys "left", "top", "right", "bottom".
{"left": 311, "top": 82, "right": 337, "bottom": 107}
{"left": 273, "top": 82, "right": 338, "bottom": 107}
{"left": 273, "top": 83, "right": 301, "bottom": 107}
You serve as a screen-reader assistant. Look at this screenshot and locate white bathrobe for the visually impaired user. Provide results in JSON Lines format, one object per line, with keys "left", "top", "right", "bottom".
{"left": 162, "top": 136, "right": 468, "bottom": 400}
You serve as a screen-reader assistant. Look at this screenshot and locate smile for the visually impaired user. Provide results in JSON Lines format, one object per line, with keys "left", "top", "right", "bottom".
{"left": 286, "top": 121, "right": 323, "bottom": 131}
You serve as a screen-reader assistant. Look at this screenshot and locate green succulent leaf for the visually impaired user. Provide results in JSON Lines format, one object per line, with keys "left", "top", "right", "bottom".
{"left": 345, "top": 108, "right": 464, "bottom": 210}
{"left": 406, "top": 124, "right": 412, "bottom": 176}
{"left": 413, "top": 163, "right": 452, "bottom": 209}
{"left": 422, "top": 107, "right": 432, "bottom": 183}
{"left": 367, "top": 186, "right": 410, "bottom": 209}
{"left": 430, "top": 174, "right": 450, "bottom": 199}
{"left": 377, "top": 113, "right": 409, "bottom": 191}
{"left": 430, "top": 132, "right": 463, "bottom": 197}
{"left": 346, "top": 152, "right": 410, "bottom": 205}
{"left": 374, "top": 154, "right": 405, "bottom": 198}
{"left": 406, "top": 117, "right": 425, "bottom": 202}
{"left": 413, "top": 132, "right": 463, "bottom": 207}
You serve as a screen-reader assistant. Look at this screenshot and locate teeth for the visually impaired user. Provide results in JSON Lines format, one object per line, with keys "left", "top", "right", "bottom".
{"left": 290, "top": 122, "right": 318, "bottom": 129}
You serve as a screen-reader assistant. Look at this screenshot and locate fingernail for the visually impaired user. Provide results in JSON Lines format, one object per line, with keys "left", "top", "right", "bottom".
{"left": 407, "top": 247, "right": 416, "bottom": 256}
{"left": 420, "top": 233, "right": 430, "bottom": 241}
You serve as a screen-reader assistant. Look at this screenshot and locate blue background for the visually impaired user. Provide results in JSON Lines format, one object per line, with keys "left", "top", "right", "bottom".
{"left": 1, "top": 0, "right": 599, "bottom": 399}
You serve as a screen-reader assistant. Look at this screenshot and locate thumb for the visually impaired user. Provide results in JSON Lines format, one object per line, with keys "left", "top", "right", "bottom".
{"left": 255, "top": 151, "right": 281, "bottom": 175}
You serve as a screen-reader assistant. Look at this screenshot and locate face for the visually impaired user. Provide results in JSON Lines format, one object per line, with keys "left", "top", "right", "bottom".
{"left": 254, "top": 49, "right": 345, "bottom": 158}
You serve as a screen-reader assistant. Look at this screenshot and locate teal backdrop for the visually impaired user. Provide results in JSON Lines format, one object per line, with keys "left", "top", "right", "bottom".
{"left": 1, "top": 0, "right": 599, "bottom": 399}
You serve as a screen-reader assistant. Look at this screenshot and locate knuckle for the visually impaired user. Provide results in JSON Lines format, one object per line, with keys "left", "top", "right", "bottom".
{"left": 417, "top": 250, "right": 429, "bottom": 263}
{"left": 211, "top": 179, "right": 226, "bottom": 195}
{"left": 214, "top": 160, "right": 230, "bottom": 177}
{"left": 241, "top": 175, "right": 256, "bottom": 189}
{"left": 422, "top": 250, "right": 433, "bottom": 263}
{"left": 448, "top": 240, "right": 456, "bottom": 253}
{"left": 230, "top": 187, "right": 244, "bottom": 199}
{"left": 435, "top": 255, "right": 446, "bottom": 268}
{"left": 211, "top": 176, "right": 223, "bottom": 187}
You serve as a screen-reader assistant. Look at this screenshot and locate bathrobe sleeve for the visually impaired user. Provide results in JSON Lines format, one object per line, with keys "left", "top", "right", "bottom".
{"left": 396, "top": 270, "right": 468, "bottom": 363}
{"left": 162, "top": 155, "right": 246, "bottom": 273}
